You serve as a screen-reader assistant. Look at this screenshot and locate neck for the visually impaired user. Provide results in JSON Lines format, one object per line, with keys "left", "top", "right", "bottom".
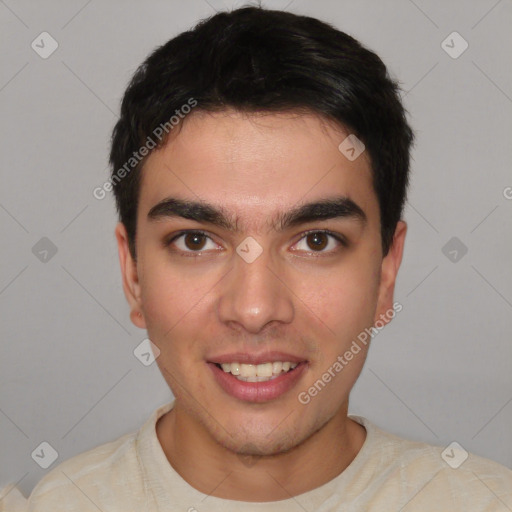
{"left": 156, "top": 401, "right": 367, "bottom": 502}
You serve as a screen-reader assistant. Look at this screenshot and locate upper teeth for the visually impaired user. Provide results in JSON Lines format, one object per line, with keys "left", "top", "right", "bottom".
{"left": 220, "top": 361, "right": 298, "bottom": 378}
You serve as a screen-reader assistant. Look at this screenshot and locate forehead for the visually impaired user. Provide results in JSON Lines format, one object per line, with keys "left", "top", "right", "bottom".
{"left": 137, "top": 110, "right": 378, "bottom": 228}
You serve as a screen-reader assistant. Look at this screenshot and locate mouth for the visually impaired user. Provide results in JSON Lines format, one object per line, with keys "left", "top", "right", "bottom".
{"left": 213, "top": 361, "right": 300, "bottom": 382}
{"left": 206, "top": 355, "right": 308, "bottom": 403}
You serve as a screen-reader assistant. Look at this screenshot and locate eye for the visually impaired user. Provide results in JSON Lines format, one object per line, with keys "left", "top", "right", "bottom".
{"left": 292, "top": 230, "right": 346, "bottom": 254}
{"left": 166, "top": 230, "right": 220, "bottom": 254}
{"left": 165, "top": 229, "right": 346, "bottom": 256}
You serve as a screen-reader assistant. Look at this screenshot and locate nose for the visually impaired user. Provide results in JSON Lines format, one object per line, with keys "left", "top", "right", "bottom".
{"left": 217, "top": 243, "right": 294, "bottom": 334}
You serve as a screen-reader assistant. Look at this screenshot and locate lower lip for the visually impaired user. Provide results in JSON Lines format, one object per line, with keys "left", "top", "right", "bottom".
{"left": 207, "top": 362, "right": 308, "bottom": 403}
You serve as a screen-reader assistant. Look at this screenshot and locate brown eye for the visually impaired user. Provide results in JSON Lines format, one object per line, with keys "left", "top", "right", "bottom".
{"left": 292, "top": 230, "right": 346, "bottom": 255}
{"left": 184, "top": 233, "right": 207, "bottom": 250}
{"left": 306, "top": 232, "right": 328, "bottom": 251}
{"left": 166, "top": 230, "right": 221, "bottom": 255}
{"left": 166, "top": 230, "right": 220, "bottom": 254}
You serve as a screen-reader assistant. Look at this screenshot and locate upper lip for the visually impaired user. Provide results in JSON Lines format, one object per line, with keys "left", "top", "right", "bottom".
{"left": 207, "top": 351, "right": 308, "bottom": 365}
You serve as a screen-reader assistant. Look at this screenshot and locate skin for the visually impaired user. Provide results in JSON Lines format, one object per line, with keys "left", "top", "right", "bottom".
{"left": 115, "top": 109, "right": 407, "bottom": 501}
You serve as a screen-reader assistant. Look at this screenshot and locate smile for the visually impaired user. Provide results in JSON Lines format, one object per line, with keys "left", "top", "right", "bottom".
{"left": 207, "top": 359, "right": 308, "bottom": 403}
{"left": 216, "top": 361, "right": 299, "bottom": 382}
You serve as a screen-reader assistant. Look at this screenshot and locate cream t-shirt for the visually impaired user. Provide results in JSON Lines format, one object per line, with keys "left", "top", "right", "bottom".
{"left": 1, "top": 400, "right": 511, "bottom": 511}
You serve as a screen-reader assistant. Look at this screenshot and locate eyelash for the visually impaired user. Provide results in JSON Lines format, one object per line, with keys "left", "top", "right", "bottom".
{"left": 164, "top": 229, "right": 348, "bottom": 256}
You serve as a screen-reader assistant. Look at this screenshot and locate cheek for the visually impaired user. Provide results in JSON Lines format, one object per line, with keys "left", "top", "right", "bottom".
{"left": 139, "top": 273, "right": 177, "bottom": 328}
{"left": 137, "top": 262, "right": 205, "bottom": 358}
{"left": 297, "top": 262, "right": 379, "bottom": 343}
{"left": 139, "top": 252, "right": 206, "bottom": 325}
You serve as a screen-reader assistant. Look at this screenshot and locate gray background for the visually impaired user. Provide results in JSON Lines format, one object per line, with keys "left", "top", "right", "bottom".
{"left": 1, "top": 0, "right": 511, "bottom": 498}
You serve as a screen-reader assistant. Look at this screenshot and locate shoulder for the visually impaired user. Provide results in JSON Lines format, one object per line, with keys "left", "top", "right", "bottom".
{"left": 352, "top": 416, "right": 512, "bottom": 509}
{"left": 1, "top": 402, "right": 173, "bottom": 512}
{"left": 26, "top": 431, "right": 145, "bottom": 511}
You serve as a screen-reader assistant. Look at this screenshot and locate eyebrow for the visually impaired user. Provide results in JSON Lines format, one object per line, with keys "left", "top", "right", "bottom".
{"left": 147, "top": 196, "right": 367, "bottom": 232}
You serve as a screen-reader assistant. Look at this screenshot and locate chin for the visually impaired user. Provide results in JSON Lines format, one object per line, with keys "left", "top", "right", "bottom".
{"left": 208, "top": 410, "right": 311, "bottom": 457}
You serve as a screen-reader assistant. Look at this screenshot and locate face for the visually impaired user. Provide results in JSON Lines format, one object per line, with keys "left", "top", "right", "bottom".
{"left": 116, "top": 109, "right": 406, "bottom": 456}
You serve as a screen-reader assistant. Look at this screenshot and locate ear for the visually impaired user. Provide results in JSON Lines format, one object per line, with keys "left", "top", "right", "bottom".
{"left": 115, "top": 222, "right": 146, "bottom": 329}
{"left": 374, "top": 220, "right": 407, "bottom": 325}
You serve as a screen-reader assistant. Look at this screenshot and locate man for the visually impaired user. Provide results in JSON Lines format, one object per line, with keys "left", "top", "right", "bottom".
{"left": 2, "top": 5, "right": 511, "bottom": 511}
